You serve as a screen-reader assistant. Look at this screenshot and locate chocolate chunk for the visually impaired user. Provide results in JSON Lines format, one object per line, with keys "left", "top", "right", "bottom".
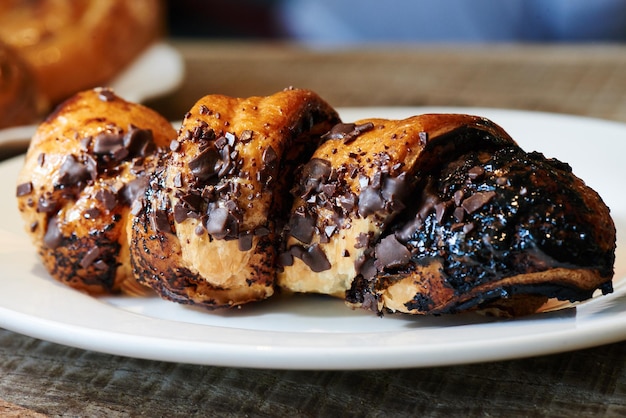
{"left": 170, "top": 139, "right": 181, "bottom": 152}
{"left": 121, "top": 177, "right": 149, "bottom": 204}
{"left": 418, "top": 131, "right": 428, "bottom": 145}
{"left": 151, "top": 209, "right": 171, "bottom": 233}
{"left": 84, "top": 207, "right": 101, "bottom": 219}
{"left": 381, "top": 172, "right": 409, "bottom": 212}
{"left": 180, "top": 193, "right": 204, "bottom": 212}
{"left": 321, "top": 122, "right": 374, "bottom": 144}
{"left": 301, "top": 244, "right": 331, "bottom": 272}
{"left": 16, "top": 182, "right": 33, "bottom": 197}
{"left": 374, "top": 235, "right": 411, "bottom": 271}
{"left": 188, "top": 146, "right": 221, "bottom": 182}
{"left": 92, "top": 132, "right": 125, "bottom": 155}
{"left": 205, "top": 207, "right": 237, "bottom": 239}
{"left": 338, "top": 192, "right": 357, "bottom": 212}
{"left": 249, "top": 227, "right": 267, "bottom": 237}
{"left": 80, "top": 247, "right": 104, "bottom": 269}
{"left": 57, "top": 155, "right": 94, "bottom": 187}
{"left": 95, "top": 189, "right": 117, "bottom": 211}
{"left": 358, "top": 186, "right": 384, "bottom": 217}
{"left": 278, "top": 251, "right": 294, "bottom": 267}
{"left": 435, "top": 201, "right": 449, "bottom": 223}
{"left": 124, "top": 125, "right": 155, "bottom": 158}
{"left": 173, "top": 202, "right": 192, "bottom": 223}
{"left": 354, "top": 232, "right": 371, "bottom": 249}
{"left": 263, "top": 146, "right": 277, "bottom": 167}
{"left": 462, "top": 191, "right": 497, "bottom": 214}
{"left": 288, "top": 211, "right": 316, "bottom": 244}
{"left": 300, "top": 158, "right": 331, "bottom": 198}
{"left": 238, "top": 233, "right": 253, "bottom": 251}
{"left": 37, "top": 196, "right": 57, "bottom": 213}
{"left": 454, "top": 190, "right": 464, "bottom": 206}
{"left": 453, "top": 206, "right": 465, "bottom": 222}
{"left": 43, "top": 216, "right": 63, "bottom": 248}
{"left": 97, "top": 88, "right": 116, "bottom": 102}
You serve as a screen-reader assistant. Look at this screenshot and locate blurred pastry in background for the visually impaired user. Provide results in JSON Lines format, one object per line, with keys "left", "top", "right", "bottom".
{"left": 0, "top": 40, "right": 44, "bottom": 129}
{"left": 0, "top": 0, "right": 164, "bottom": 121}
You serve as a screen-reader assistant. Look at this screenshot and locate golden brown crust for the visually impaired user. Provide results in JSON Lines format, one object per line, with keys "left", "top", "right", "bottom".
{"left": 16, "top": 88, "right": 177, "bottom": 295}
{"left": 0, "top": 40, "right": 44, "bottom": 128}
{"left": 0, "top": 0, "right": 163, "bottom": 105}
{"left": 130, "top": 88, "right": 341, "bottom": 309}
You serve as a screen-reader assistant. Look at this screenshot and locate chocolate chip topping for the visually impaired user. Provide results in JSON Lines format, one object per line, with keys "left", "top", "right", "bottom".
{"left": 97, "top": 88, "right": 116, "bottom": 102}
{"left": 92, "top": 131, "right": 125, "bottom": 155}
{"left": 43, "top": 216, "right": 63, "bottom": 249}
{"left": 461, "top": 191, "right": 496, "bottom": 214}
{"left": 95, "top": 189, "right": 117, "bottom": 211}
{"left": 57, "top": 154, "right": 97, "bottom": 187}
{"left": 205, "top": 206, "right": 239, "bottom": 240}
{"left": 322, "top": 122, "right": 375, "bottom": 144}
{"left": 293, "top": 243, "right": 331, "bottom": 272}
{"left": 287, "top": 208, "right": 316, "bottom": 244}
{"left": 122, "top": 177, "right": 149, "bottom": 205}
{"left": 373, "top": 235, "right": 411, "bottom": 271}
{"left": 151, "top": 209, "right": 171, "bottom": 234}
{"left": 188, "top": 146, "right": 221, "bottom": 182}
{"left": 80, "top": 247, "right": 104, "bottom": 269}
{"left": 124, "top": 125, "right": 155, "bottom": 158}
{"left": 16, "top": 182, "right": 33, "bottom": 197}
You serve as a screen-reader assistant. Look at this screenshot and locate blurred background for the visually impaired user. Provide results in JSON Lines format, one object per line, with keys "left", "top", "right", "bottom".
{"left": 167, "top": 0, "right": 626, "bottom": 45}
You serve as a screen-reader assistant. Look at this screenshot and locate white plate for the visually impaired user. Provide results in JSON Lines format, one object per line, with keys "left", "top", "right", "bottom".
{"left": 0, "top": 42, "right": 184, "bottom": 148}
{"left": 0, "top": 107, "right": 624, "bottom": 370}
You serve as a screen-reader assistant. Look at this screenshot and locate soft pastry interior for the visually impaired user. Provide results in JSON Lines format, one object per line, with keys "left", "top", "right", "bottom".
{"left": 15, "top": 88, "right": 617, "bottom": 317}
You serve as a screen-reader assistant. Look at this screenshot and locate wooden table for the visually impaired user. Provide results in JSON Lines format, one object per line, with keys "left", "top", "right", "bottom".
{"left": 1, "top": 41, "right": 626, "bottom": 417}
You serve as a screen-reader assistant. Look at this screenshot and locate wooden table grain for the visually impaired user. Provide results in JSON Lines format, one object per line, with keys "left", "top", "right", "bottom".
{"left": 2, "top": 41, "right": 626, "bottom": 417}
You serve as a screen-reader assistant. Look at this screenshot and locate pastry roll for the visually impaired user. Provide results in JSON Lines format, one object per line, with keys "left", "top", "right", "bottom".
{"left": 279, "top": 114, "right": 615, "bottom": 316}
{"left": 130, "top": 88, "right": 340, "bottom": 309}
{"left": 16, "top": 88, "right": 177, "bottom": 295}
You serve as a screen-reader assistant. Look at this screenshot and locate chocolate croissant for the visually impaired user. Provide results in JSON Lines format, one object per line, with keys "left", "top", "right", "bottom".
{"left": 16, "top": 88, "right": 177, "bottom": 295}
{"left": 279, "top": 114, "right": 615, "bottom": 316}
{"left": 130, "top": 88, "right": 340, "bottom": 309}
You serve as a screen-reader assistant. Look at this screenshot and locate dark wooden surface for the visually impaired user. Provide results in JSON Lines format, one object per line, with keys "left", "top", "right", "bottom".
{"left": 2, "top": 41, "right": 626, "bottom": 417}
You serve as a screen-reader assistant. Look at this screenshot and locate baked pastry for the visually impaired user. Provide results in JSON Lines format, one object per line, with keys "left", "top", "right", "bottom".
{"left": 279, "top": 114, "right": 616, "bottom": 316}
{"left": 16, "top": 88, "right": 177, "bottom": 295}
{"left": 0, "top": 0, "right": 163, "bottom": 105}
{"left": 130, "top": 88, "right": 340, "bottom": 309}
{"left": 0, "top": 40, "right": 43, "bottom": 128}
